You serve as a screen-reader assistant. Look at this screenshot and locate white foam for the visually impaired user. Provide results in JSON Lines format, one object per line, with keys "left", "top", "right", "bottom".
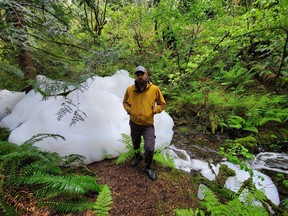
{"left": 0, "top": 90, "right": 25, "bottom": 120}
{"left": 0, "top": 70, "right": 174, "bottom": 164}
{"left": 166, "top": 146, "right": 280, "bottom": 207}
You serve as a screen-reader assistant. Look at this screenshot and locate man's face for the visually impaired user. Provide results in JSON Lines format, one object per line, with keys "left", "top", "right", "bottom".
{"left": 135, "top": 71, "right": 148, "bottom": 84}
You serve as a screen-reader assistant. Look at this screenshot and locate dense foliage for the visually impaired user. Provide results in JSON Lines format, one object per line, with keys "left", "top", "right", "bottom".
{"left": 0, "top": 134, "right": 112, "bottom": 215}
{"left": 1, "top": 0, "right": 287, "bottom": 142}
{"left": 0, "top": 0, "right": 287, "bottom": 215}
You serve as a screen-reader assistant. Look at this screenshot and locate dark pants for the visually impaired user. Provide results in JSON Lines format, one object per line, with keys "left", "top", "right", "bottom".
{"left": 129, "top": 120, "right": 155, "bottom": 166}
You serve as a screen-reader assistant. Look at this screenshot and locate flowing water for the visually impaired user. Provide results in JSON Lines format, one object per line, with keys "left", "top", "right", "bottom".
{"left": 170, "top": 130, "right": 288, "bottom": 207}
{"left": 171, "top": 131, "right": 288, "bottom": 174}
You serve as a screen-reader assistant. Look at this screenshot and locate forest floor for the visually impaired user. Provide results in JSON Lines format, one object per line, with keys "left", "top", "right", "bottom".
{"left": 37, "top": 156, "right": 203, "bottom": 216}
{"left": 37, "top": 127, "right": 208, "bottom": 216}
{"left": 87, "top": 158, "right": 201, "bottom": 216}
{"left": 43, "top": 126, "right": 211, "bottom": 216}
{"left": 82, "top": 126, "right": 217, "bottom": 216}
{"left": 31, "top": 125, "right": 287, "bottom": 216}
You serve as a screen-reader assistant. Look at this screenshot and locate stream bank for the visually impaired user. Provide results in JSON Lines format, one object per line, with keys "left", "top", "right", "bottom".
{"left": 170, "top": 121, "right": 288, "bottom": 208}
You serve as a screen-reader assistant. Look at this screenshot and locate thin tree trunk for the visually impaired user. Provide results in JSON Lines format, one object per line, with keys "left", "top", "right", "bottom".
{"left": 276, "top": 31, "right": 288, "bottom": 78}
{"left": 10, "top": 0, "right": 36, "bottom": 92}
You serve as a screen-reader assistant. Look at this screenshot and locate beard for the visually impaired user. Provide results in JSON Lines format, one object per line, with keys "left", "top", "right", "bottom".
{"left": 135, "top": 78, "right": 148, "bottom": 92}
{"left": 137, "top": 77, "right": 148, "bottom": 85}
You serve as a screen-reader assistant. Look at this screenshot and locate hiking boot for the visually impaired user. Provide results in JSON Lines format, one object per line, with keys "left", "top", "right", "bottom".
{"left": 145, "top": 168, "right": 157, "bottom": 181}
{"left": 131, "top": 155, "right": 142, "bottom": 167}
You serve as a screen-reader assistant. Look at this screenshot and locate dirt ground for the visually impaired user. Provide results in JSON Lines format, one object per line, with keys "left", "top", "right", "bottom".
{"left": 87, "top": 158, "right": 201, "bottom": 216}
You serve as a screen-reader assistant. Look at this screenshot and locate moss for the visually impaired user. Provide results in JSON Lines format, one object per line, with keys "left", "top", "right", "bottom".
{"left": 234, "top": 136, "right": 257, "bottom": 152}
{"left": 0, "top": 128, "right": 10, "bottom": 141}
{"left": 217, "top": 164, "right": 236, "bottom": 186}
{"left": 256, "top": 127, "right": 288, "bottom": 151}
{"left": 178, "top": 126, "right": 191, "bottom": 135}
{"left": 221, "top": 136, "right": 258, "bottom": 153}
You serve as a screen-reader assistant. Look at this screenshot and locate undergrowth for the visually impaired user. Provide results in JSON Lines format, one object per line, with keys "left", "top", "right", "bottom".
{"left": 116, "top": 133, "right": 175, "bottom": 169}
{"left": 0, "top": 133, "right": 112, "bottom": 216}
{"left": 116, "top": 133, "right": 288, "bottom": 215}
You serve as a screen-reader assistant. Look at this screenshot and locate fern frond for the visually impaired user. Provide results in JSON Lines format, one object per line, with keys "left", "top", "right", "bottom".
{"left": 61, "top": 154, "right": 86, "bottom": 166}
{"left": 56, "top": 98, "right": 87, "bottom": 126}
{"left": 120, "top": 133, "right": 133, "bottom": 148}
{"left": 0, "top": 61, "right": 24, "bottom": 79}
{"left": 0, "top": 141, "right": 18, "bottom": 157}
{"left": 70, "top": 109, "right": 87, "bottom": 126}
{"left": 0, "top": 193, "right": 19, "bottom": 216}
{"left": 209, "top": 198, "right": 269, "bottom": 216}
{"left": 23, "top": 133, "right": 65, "bottom": 145}
{"left": 174, "top": 208, "right": 205, "bottom": 216}
{"left": 200, "top": 187, "right": 220, "bottom": 211}
{"left": 227, "top": 115, "right": 245, "bottom": 129}
{"left": 93, "top": 185, "right": 113, "bottom": 216}
{"left": 115, "top": 151, "right": 134, "bottom": 165}
{"left": 0, "top": 150, "right": 48, "bottom": 172}
{"left": 57, "top": 99, "right": 76, "bottom": 121}
{"left": 21, "top": 161, "right": 62, "bottom": 177}
{"left": 23, "top": 174, "right": 100, "bottom": 198}
{"left": 200, "top": 187, "right": 269, "bottom": 216}
{"left": 0, "top": 139, "right": 103, "bottom": 215}
{"left": 154, "top": 150, "right": 176, "bottom": 169}
{"left": 115, "top": 133, "right": 144, "bottom": 165}
{"left": 38, "top": 199, "right": 95, "bottom": 213}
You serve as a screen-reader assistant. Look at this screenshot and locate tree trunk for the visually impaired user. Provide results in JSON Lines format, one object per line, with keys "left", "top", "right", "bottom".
{"left": 276, "top": 31, "right": 288, "bottom": 78}
{"left": 10, "top": 0, "right": 36, "bottom": 92}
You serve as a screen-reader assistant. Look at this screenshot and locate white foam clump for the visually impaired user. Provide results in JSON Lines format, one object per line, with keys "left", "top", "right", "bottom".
{"left": 0, "top": 70, "right": 174, "bottom": 164}
{"left": 165, "top": 146, "right": 280, "bottom": 207}
{"left": 0, "top": 90, "right": 25, "bottom": 120}
{"left": 163, "top": 145, "right": 193, "bottom": 172}
{"left": 223, "top": 162, "right": 280, "bottom": 206}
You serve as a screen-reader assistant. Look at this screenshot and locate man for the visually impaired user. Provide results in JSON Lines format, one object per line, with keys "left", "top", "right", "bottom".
{"left": 123, "top": 65, "right": 166, "bottom": 181}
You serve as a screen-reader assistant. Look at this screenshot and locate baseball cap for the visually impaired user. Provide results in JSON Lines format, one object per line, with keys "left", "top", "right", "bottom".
{"left": 134, "top": 66, "right": 147, "bottom": 74}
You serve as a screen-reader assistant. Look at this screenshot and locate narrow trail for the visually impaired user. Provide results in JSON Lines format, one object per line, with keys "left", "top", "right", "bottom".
{"left": 88, "top": 158, "right": 200, "bottom": 216}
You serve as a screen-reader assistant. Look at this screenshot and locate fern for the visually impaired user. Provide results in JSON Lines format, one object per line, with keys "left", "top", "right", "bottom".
{"left": 21, "top": 174, "right": 101, "bottom": 197}
{"left": 116, "top": 134, "right": 175, "bottom": 169}
{"left": 200, "top": 186, "right": 220, "bottom": 211}
{"left": 115, "top": 133, "right": 144, "bottom": 165}
{"left": 23, "top": 133, "right": 65, "bottom": 145}
{"left": 0, "top": 141, "right": 18, "bottom": 156}
{"left": 200, "top": 187, "right": 269, "bottom": 216}
{"left": 227, "top": 115, "right": 258, "bottom": 133}
{"left": 57, "top": 98, "right": 75, "bottom": 121}
{"left": 209, "top": 198, "right": 269, "bottom": 216}
{"left": 154, "top": 145, "right": 176, "bottom": 169}
{"left": 0, "top": 137, "right": 105, "bottom": 215}
{"left": 93, "top": 185, "right": 113, "bottom": 216}
{"left": 115, "top": 134, "right": 135, "bottom": 165}
{"left": 0, "top": 61, "right": 24, "bottom": 79}
{"left": 38, "top": 199, "right": 95, "bottom": 213}
{"left": 61, "top": 153, "right": 86, "bottom": 166}
{"left": 174, "top": 208, "right": 205, "bottom": 216}
{"left": 56, "top": 98, "right": 87, "bottom": 126}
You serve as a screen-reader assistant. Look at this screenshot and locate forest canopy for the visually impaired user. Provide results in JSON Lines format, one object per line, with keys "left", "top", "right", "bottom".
{"left": 1, "top": 0, "right": 287, "bottom": 144}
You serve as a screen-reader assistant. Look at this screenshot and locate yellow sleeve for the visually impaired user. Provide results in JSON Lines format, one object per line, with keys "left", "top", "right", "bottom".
{"left": 153, "top": 87, "right": 166, "bottom": 114}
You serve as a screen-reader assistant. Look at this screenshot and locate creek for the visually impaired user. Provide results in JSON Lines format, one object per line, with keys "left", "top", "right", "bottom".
{"left": 169, "top": 129, "right": 288, "bottom": 207}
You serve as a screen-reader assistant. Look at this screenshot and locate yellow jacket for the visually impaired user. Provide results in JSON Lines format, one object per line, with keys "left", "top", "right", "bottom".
{"left": 123, "top": 82, "right": 166, "bottom": 126}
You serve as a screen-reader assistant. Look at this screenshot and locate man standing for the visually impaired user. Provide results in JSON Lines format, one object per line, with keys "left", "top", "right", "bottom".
{"left": 123, "top": 65, "right": 166, "bottom": 181}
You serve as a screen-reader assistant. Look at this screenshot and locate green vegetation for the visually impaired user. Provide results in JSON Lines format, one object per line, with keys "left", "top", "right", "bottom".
{"left": 1, "top": 0, "right": 288, "bottom": 215}
{"left": 0, "top": 134, "right": 112, "bottom": 215}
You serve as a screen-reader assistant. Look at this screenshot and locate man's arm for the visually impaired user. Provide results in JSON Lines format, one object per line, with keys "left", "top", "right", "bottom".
{"left": 153, "top": 87, "right": 166, "bottom": 114}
